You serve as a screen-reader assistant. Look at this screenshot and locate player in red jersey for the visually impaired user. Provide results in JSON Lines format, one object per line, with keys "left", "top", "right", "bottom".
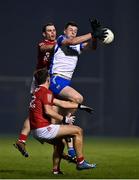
{"left": 14, "top": 23, "right": 57, "bottom": 157}
{"left": 36, "top": 26, "right": 56, "bottom": 70}
{"left": 30, "top": 68, "right": 96, "bottom": 174}
{"left": 30, "top": 23, "right": 56, "bottom": 94}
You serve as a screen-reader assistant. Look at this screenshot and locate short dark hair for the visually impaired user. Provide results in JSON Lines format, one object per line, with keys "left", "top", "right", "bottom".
{"left": 64, "top": 21, "right": 78, "bottom": 30}
{"left": 42, "top": 22, "right": 55, "bottom": 33}
{"left": 34, "top": 68, "right": 49, "bottom": 85}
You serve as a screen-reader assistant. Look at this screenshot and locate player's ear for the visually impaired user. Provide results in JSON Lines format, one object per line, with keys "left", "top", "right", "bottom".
{"left": 47, "top": 76, "right": 50, "bottom": 84}
{"left": 42, "top": 32, "right": 46, "bottom": 37}
{"left": 64, "top": 30, "right": 66, "bottom": 35}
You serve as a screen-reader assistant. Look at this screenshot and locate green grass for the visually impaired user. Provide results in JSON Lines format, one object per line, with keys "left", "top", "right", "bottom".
{"left": 0, "top": 136, "right": 139, "bottom": 179}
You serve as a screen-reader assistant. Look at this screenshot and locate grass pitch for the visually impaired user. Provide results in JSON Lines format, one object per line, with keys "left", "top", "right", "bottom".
{"left": 0, "top": 136, "right": 139, "bottom": 179}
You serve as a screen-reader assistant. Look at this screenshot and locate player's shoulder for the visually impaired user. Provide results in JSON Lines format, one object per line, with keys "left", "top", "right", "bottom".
{"left": 35, "top": 86, "right": 47, "bottom": 97}
{"left": 40, "top": 86, "right": 53, "bottom": 94}
{"left": 56, "top": 35, "right": 66, "bottom": 46}
{"left": 46, "top": 88, "right": 53, "bottom": 95}
{"left": 57, "top": 34, "right": 66, "bottom": 40}
{"left": 38, "top": 39, "right": 56, "bottom": 47}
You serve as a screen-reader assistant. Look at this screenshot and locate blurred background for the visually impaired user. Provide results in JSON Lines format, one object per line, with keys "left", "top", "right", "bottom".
{"left": 0, "top": 0, "right": 139, "bottom": 137}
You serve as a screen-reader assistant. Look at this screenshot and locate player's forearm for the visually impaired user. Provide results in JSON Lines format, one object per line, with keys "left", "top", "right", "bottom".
{"left": 65, "top": 33, "right": 92, "bottom": 45}
{"left": 53, "top": 98, "right": 78, "bottom": 109}
{"left": 45, "top": 108, "right": 63, "bottom": 123}
{"left": 59, "top": 101, "right": 78, "bottom": 109}
{"left": 40, "top": 45, "right": 54, "bottom": 52}
{"left": 72, "top": 33, "right": 92, "bottom": 44}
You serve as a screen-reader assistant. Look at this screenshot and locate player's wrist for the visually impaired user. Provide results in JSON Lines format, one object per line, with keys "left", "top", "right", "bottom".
{"left": 92, "top": 36, "right": 97, "bottom": 41}
{"left": 62, "top": 116, "right": 68, "bottom": 124}
{"left": 91, "top": 32, "right": 95, "bottom": 38}
{"left": 91, "top": 32, "right": 98, "bottom": 39}
{"left": 78, "top": 104, "right": 83, "bottom": 109}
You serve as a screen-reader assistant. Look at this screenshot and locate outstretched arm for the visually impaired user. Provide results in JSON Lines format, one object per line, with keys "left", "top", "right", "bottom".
{"left": 62, "top": 33, "right": 92, "bottom": 46}
{"left": 39, "top": 42, "right": 55, "bottom": 53}
{"left": 82, "top": 37, "right": 97, "bottom": 51}
{"left": 44, "top": 104, "right": 75, "bottom": 124}
{"left": 53, "top": 98, "right": 93, "bottom": 114}
{"left": 53, "top": 98, "right": 78, "bottom": 109}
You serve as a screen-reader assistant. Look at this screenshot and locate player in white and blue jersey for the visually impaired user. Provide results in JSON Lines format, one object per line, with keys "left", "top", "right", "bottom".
{"left": 49, "top": 21, "right": 107, "bottom": 160}
{"left": 49, "top": 21, "right": 98, "bottom": 159}
{"left": 49, "top": 21, "right": 97, "bottom": 102}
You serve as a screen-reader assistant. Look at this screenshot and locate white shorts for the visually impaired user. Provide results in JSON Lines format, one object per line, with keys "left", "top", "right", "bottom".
{"left": 32, "top": 124, "right": 60, "bottom": 143}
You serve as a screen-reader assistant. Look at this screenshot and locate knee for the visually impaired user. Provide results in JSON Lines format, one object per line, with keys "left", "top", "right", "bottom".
{"left": 76, "top": 127, "right": 83, "bottom": 136}
{"left": 72, "top": 94, "right": 83, "bottom": 104}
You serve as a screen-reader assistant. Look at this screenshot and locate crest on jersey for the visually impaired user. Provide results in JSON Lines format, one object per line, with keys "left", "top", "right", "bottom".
{"left": 47, "top": 126, "right": 52, "bottom": 132}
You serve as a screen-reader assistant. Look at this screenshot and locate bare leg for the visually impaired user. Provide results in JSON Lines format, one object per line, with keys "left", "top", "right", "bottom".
{"left": 13, "top": 117, "right": 30, "bottom": 157}
{"left": 52, "top": 139, "right": 65, "bottom": 174}
{"left": 56, "top": 125, "right": 84, "bottom": 158}
{"left": 58, "top": 86, "right": 83, "bottom": 157}
{"left": 56, "top": 125, "right": 96, "bottom": 170}
{"left": 59, "top": 86, "right": 83, "bottom": 104}
{"left": 20, "top": 117, "right": 30, "bottom": 136}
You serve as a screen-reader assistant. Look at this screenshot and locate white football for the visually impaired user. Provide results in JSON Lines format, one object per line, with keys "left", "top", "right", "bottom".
{"left": 101, "top": 28, "right": 114, "bottom": 44}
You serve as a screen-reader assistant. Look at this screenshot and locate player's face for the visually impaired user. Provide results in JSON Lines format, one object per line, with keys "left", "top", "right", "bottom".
{"left": 43, "top": 25, "right": 56, "bottom": 41}
{"left": 64, "top": 25, "right": 78, "bottom": 39}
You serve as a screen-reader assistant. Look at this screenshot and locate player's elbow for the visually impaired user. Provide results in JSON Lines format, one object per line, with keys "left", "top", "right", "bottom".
{"left": 44, "top": 106, "right": 53, "bottom": 117}
{"left": 75, "top": 126, "right": 83, "bottom": 137}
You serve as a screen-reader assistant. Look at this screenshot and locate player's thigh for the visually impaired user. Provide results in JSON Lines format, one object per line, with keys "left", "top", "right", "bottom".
{"left": 59, "top": 86, "right": 83, "bottom": 103}
{"left": 56, "top": 124, "right": 82, "bottom": 138}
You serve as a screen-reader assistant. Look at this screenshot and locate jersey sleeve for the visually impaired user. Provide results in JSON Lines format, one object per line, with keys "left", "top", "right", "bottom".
{"left": 38, "top": 41, "right": 46, "bottom": 47}
{"left": 42, "top": 91, "right": 53, "bottom": 105}
{"left": 57, "top": 35, "right": 66, "bottom": 46}
{"left": 80, "top": 43, "right": 84, "bottom": 51}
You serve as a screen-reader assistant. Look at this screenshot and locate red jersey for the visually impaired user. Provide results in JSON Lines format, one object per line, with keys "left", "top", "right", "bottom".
{"left": 29, "top": 86, "right": 54, "bottom": 130}
{"left": 36, "top": 40, "right": 56, "bottom": 70}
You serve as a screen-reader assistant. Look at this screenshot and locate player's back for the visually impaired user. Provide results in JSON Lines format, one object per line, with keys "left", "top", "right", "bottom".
{"left": 29, "top": 86, "right": 53, "bottom": 129}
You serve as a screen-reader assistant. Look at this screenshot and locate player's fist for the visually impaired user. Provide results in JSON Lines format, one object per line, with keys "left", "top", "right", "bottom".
{"left": 89, "top": 18, "right": 101, "bottom": 32}
{"left": 89, "top": 17, "right": 108, "bottom": 39}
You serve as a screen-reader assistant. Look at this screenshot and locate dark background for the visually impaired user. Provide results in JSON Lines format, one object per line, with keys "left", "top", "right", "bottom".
{"left": 0, "top": 0, "right": 139, "bottom": 137}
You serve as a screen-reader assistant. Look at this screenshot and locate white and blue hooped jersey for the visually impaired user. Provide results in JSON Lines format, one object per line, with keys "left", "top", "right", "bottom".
{"left": 49, "top": 35, "right": 83, "bottom": 79}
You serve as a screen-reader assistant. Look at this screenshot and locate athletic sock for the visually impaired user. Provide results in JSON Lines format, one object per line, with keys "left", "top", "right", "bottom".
{"left": 68, "top": 147, "right": 76, "bottom": 158}
{"left": 18, "top": 134, "right": 27, "bottom": 143}
{"left": 77, "top": 156, "right": 84, "bottom": 164}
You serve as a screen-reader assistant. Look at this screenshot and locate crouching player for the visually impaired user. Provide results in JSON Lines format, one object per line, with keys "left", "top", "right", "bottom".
{"left": 29, "top": 68, "right": 96, "bottom": 174}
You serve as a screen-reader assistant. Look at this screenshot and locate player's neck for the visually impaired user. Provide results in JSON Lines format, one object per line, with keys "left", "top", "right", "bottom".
{"left": 39, "top": 82, "right": 49, "bottom": 89}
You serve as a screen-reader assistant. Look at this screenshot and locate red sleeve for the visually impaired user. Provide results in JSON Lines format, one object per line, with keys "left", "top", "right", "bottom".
{"left": 41, "top": 91, "right": 53, "bottom": 106}
{"left": 38, "top": 42, "right": 46, "bottom": 47}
